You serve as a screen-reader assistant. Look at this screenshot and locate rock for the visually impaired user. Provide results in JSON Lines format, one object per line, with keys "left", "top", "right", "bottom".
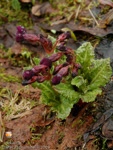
{"left": 102, "top": 118, "right": 113, "bottom": 139}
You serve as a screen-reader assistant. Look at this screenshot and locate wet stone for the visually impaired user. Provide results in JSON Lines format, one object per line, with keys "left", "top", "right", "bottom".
{"left": 95, "top": 39, "right": 113, "bottom": 64}
{"left": 103, "top": 82, "right": 113, "bottom": 101}
{"left": 102, "top": 118, "right": 113, "bottom": 139}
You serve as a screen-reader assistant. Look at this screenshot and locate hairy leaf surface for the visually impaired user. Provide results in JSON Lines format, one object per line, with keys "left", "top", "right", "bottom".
{"left": 71, "top": 76, "right": 87, "bottom": 93}
{"left": 54, "top": 83, "right": 80, "bottom": 102}
{"left": 76, "top": 42, "right": 94, "bottom": 68}
{"left": 88, "top": 58, "right": 112, "bottom": 90}
{"left": 51, "top": 95, "right": 74, "bottom": 119}
{"left": 31, "top": 42, "right": 112, "bottom": 119}
{"left": 80, "top": 88, "right": 102, "bottom": 103}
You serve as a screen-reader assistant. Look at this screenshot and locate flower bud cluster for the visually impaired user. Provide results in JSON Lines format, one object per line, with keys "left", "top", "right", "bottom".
{"left": 16, "top": 26, "right": 53, "bottom": 53}
{"left": 16, "top": 26, "right": 81, "bottom": 86}
{"left": 16, "top": 26, "right": 71, "bottom": 53}
{"left": 22, "top": 52, "right": 64, "bottom": 85}
{"left": 22, "top": 49, "right": 81, "bottom": 85}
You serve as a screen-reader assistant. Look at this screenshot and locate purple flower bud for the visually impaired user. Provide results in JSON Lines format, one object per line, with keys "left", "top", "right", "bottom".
{"left": 76, "top": 63, "right": 82, "bottom": 69}
{"left": 36, "top": 75, "right": 46, "bottom": 83}
{"left": 22, "top": 75, "right": 46, "bottom": 86}
{"left": 72, "top": 68, "right": 78, "bottom": 78}
{"left": 16, "top": 26, "right": 26, "bottom": 42}
{"left": 37, "top": 34, "right": 53, "bottom": 53}
{"left": 40, "top": 58, "right": 52, "bottom": 68}
{"left": 32, "top": 65, "right": 48, "bottom": 74}
{"left": 60, "top": 41, "right": 66, "bottom": 45}
{"left": 65, "top": 31, "right": 71, "bottom": 39}
{"left": 63, "top": 62, "right": 70, "bottom": 67}
{"left": 16, "top": 33, "right": 24, "bottom": 42}
{"left": 49, "top": 53, "right": 63, "bottom": 62}
{"left": 53, "top": 64, "right": 63, "bottom": 75}
{"left": 58, "top": 31, "right": 71, "bottom": 42}
{"left": 52, "top": 74, "right": 62, "bottom": 85}
{"left": 57, "top": 45, "right": 66, "bottom": 52}
{"left": 23, "top": 34, "right": 40, "bottom": 42}
{"left": 66, "top": 54, "right": 73, "bottom": 63}
{"left": 65, "top": 47, "right": 73, "bottom": 52}
{"left": 22, "top": 80, "right": 29, "bottom": 86}
{"left": 47, "top": 38, "right": 53, "bottom": 49}
{"left": 37, "top": 34, "right": 46, "bottom": 44}
{"left": 22, "top": 76, "right": 41, "bottom": 86}
{"left": 17, "top": 26, "right": 26, "bottom": 34}
{"left": 23, "top": 70, "right": 34, "bottom": 80}
{"left": 57, "top": 66, "right": 69, "bottom": 77}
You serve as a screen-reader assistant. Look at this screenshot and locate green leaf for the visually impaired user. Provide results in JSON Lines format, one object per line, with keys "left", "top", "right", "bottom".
{"left": 39, "top": 82, "right": 80, "bottom": 119}
{"left": 51, "top": 95, "right": 74, "bottom": 119}
{"left": 76, "top": 42, "right": 94, "bottom": 69}
{"left": 41, "top": 92, "right": 75, "bottom": 119}
{"left": 40, "top": 90, "right": 59, "bottom": 106}
{"left": 80, "top": 88, "right": 102, "bottom": 103}
{"left": 32, "top": 0, "right": 36, "bottom": 5}
{"left": 71, "top": 76, "right": 87, "bottom": 93}
{"left": 30, "top": 42, "right": 112, "bottom": 119}
{"left": 37, "top": 82, "right": 74, "bottom": 119}
{"left": 11, "top": 0, "right": 21, "bottom": 11}
{"left": 33, "top": 57, "right": 40, "bottom": 65}
{"left": 76, "top": 0, "right": 83, "bottom": 3}
{"left": 22, "top": 51, "right": 31, "bottom": 59}
{"left": 88, "top": 58, "right": 112, "bottom": 90}
{"left": 23, "top": 66, "right": 32, "bottom": 71}
{"left": 32, "top": 81, "right": 60, "bottom": 105}
{"left": 48, "top": 35, "right": 56, "bottom": 45}
{"left": 54, "top": 83, "right": 79, "bottom": 103}
{"left": 51, "top": 29, "right": 56, "bottom": 34}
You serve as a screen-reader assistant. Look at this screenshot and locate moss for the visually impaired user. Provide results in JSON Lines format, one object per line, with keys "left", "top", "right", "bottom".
{"left": 0, "top": 73, "right": 21, "bottom": 83}
{"left": 0, "top": 44, "right": 34, "bottom": 67}
{"left": 0, "top": 67, "right": 21, "bottom": 83}
{"left": 0, "top": 0, "right": 33, "bottom": 28}
{"left": 58, "top": 132, "right": 65, "bottom": 144}
{"left": 72, "top": 119, "right": 84, "bottom": 128}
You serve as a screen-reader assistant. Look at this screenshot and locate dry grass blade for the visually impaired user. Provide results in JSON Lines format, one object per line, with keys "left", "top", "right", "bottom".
{"left": 0, "top": 112, "right": 5, "bottom": 142}
{"left": 88, "top": 8, "right": 99, "bottom": 27}
{"left": 75, "top": 5, "right": 81, "bottom": 19}
{"left": 1, "top": 89, "right": 38, "bottom": 121}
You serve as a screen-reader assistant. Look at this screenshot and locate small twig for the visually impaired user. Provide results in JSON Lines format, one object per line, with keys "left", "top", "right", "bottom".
{"left": 0, "top": 112, "right": 5, "bottom": 142}
{"left": 88, "top": 8, "right": 99, "bottom": 27}
{"left": 75, "top": 5, "right": 81, "bottom": 19}
{"left": 50, "top": 39, "right": 58, "bottom": 54}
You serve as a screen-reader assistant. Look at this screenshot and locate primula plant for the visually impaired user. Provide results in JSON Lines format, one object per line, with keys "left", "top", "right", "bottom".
{"left": 16, "top": 25, "right": 112, "bottom": 119}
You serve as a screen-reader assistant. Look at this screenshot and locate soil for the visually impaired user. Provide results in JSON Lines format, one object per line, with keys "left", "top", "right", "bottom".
{"left": 1, "top": 0, "right": 113, "bottom": 150}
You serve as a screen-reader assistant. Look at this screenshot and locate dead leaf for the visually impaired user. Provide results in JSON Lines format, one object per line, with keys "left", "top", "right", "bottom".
{"left": 102, "top": 118, "right": 113, "bottom": 139}
{"left": 11, "top": 43, "right": 22, "bottom": 55}
{"left": 0, "top": 112, "right": 5, "bottom": 142}
{"left": 99, "top": 0, "right": 113, "bottom": 7}
{"left": 20, "top": 0, "right": 31, "bottom": 2}
{"left": 32, "top": 2, "right": 55, "bottom": 16}
{"left": 99, "top": 9, "right": 113, "bottom": 28}
{"left": 38, "top": 21, "right": 113, "bottom": 37}
{"left": 5, "top": 106, "right": 46, "bottom": 142}
{"left": 5, "top": 24, "right": 17, "bottom": 39}
{"left": 51, "top": 19, "right": 67, "bottom": 26}
{"left": 92, "top": 108, "right": 113, "bottom": 132}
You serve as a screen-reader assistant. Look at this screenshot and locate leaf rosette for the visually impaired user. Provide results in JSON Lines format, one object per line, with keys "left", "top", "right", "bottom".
{"left": 31, "top": 42, "right": 112, "bottom": 119}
